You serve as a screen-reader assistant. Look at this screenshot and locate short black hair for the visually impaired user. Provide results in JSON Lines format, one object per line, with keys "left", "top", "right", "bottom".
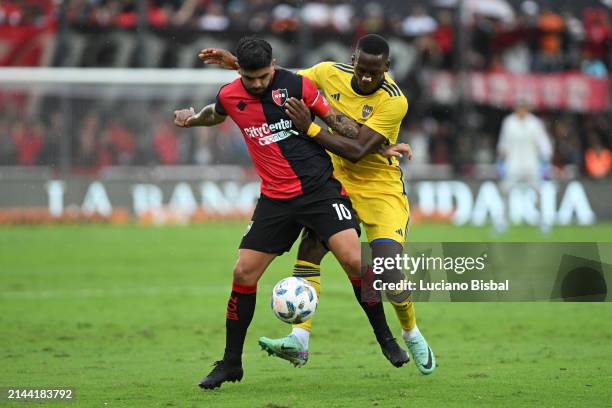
{"left": 356, "top": 34, "right": 389, "bottom": 58}
{"left": 236, "top": 37, "right": 273, "bottom": 71}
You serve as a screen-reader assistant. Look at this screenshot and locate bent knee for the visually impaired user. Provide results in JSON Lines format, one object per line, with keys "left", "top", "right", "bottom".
{"left": 338, "top": 252, "right": 362, "bottom": 277}
{"left": 232, "top": 262, "right": 259, "bottom": 285}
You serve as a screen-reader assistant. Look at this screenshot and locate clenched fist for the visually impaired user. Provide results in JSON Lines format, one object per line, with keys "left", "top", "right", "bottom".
{"left": 174, "top": 107, "right": 195, "bottom": 127}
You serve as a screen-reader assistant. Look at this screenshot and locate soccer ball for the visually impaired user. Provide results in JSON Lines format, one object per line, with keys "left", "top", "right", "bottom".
{"left": 271, "top": 277, "right": 318, "bottom": 324}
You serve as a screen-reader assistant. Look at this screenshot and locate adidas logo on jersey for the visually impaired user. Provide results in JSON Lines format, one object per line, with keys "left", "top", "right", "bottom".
{"left": 331, "top": 93, "right": 340, "bottom": 101}
{"left": 395, "top": 229, "right": 403, "bottom": 236}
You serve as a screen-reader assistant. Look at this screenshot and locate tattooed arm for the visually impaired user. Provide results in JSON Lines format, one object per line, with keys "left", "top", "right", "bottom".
{"left": 320, "top": 106, "right": 360, "bottom": 139}
{"left": 285, "top": 97, "right": 389, "bottom": 163}
{"left": 313, "top": 122, "right": 387, "bottom": 163}
{"left": 174, "top": 103, "right": 226, "bottom": 128}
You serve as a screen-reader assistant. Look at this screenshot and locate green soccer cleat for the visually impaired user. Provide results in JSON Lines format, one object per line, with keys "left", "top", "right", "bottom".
{"left": 405, "top": 334, "right": 436, "bottom": 375}
{"left": 258, "top": 334, "right": 309, "bottom": 367}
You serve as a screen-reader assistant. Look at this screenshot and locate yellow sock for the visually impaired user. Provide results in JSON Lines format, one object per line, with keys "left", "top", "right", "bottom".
{"left": 390, "top": 297, "right": 417, "bottom": 331}
{"left": 292, "top": 260, "right": 321, "bottom": 332}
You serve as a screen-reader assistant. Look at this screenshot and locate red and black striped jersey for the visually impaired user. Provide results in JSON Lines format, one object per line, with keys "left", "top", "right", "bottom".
{"left": 215, "top": 68, "right": 332, "bottom": 200}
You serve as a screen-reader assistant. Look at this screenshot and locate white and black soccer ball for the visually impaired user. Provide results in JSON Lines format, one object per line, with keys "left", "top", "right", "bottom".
{"left": 271, "top": 277, "right": 318, "bottom": 324}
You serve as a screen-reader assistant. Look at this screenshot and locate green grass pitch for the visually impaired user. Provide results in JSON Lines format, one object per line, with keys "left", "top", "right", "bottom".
{"left": 1, "top": 223, "right": 612, "bottom": 407}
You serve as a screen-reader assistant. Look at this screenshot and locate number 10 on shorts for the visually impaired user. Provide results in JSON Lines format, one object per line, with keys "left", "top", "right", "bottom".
{"left": 332, "top": 203, "right": 352, "bottom": 220}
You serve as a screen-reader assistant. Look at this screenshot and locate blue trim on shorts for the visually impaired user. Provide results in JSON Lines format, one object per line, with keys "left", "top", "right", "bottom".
{"left": 370, "top": 238, "right": 401, "bottom": 245}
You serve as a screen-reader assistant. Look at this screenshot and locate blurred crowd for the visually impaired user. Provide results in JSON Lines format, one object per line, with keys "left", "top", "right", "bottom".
{"left": 0, "top": 103, "right": 251, "bottom": 170}
{"left": 0, "top": 0, "right": 54, "bottom": 27}
{"left": 3, "top": 0, "right": 610, "bottom": 73}
{"left": 469, "top": 5, "right": 610, "bottom": 75}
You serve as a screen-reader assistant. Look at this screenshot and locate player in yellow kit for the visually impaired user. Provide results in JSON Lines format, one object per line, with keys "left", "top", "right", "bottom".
{"left": 298, "top": 60, "right": 409, "bottom": 244}
{"left": 200, "top": 34, "right": 435, "bottom": 375}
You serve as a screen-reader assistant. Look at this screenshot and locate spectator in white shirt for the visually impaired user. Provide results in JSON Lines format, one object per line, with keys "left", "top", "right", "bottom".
{"left": 496, "top": 101, "right": 554, "bottom": 233}
{"left": 497, "top": 101, "right": 552, "bottom": 189}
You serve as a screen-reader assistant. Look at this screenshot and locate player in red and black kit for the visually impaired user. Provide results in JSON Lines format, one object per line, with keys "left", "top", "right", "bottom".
{"left": 174, "top": 37, "right": 407, "bottom": 389}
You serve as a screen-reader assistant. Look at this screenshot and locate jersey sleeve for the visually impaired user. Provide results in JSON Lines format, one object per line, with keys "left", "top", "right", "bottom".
{"left": 214, "top": 87, "right": 227, "bottom": 116}
{"left": 297, "top": 61, "right": 333, "bottom": 89}
{"left": 364, "top": 96, "right": 409, "bottom": 140}
{"left": 301, "top": 76, "right": 330, "bottom": 117}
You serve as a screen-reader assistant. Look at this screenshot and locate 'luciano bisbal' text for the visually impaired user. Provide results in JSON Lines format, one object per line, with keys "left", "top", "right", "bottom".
{"left": 373, "top": 279, "right": 509, "bottom": 291}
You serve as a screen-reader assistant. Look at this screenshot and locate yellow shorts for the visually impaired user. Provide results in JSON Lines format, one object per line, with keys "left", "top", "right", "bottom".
{"left": 343, "top": 186, "right": 410, "bottom": 244}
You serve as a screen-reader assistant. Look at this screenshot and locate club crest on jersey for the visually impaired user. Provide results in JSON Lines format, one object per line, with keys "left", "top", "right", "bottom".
{"left": 272, "top": 88, "right": 289, "bottom": 106}
{"left": 362, "top": 104, "right": 373, "bottom": 118}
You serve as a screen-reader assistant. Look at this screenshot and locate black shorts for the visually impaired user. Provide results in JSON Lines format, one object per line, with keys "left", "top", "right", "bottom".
{"left": 240, "top": 178, "right": 360, "bottom": 254}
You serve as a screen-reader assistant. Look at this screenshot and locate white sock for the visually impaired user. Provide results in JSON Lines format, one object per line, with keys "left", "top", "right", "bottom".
{"left": 402, "top": 325, "right": 422, "bottom": 340}
{"left": 290, "top": 328, "right": 310, "bottom": 349}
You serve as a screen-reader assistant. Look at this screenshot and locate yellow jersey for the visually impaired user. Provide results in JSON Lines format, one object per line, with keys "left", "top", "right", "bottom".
{"left": 298, "top": 61, "right": 408, "bottom": 192}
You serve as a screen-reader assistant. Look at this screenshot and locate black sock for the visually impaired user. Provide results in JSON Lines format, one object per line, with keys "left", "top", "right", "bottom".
{"left": 348, "top": 276, "right": 393, "bottom": 344}
{"left": 223, "top": 281, "right": 257, "bottom": 365}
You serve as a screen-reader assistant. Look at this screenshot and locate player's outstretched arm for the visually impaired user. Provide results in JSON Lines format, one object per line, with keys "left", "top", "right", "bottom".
{"left": 286, "top": 97, "right": 392, "bottom": 163}
{"left": 174, "top": 104, "right": 226, "bottom": 128}
{"left": 198, "top": 48, "right": 239, "bottom": 70}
